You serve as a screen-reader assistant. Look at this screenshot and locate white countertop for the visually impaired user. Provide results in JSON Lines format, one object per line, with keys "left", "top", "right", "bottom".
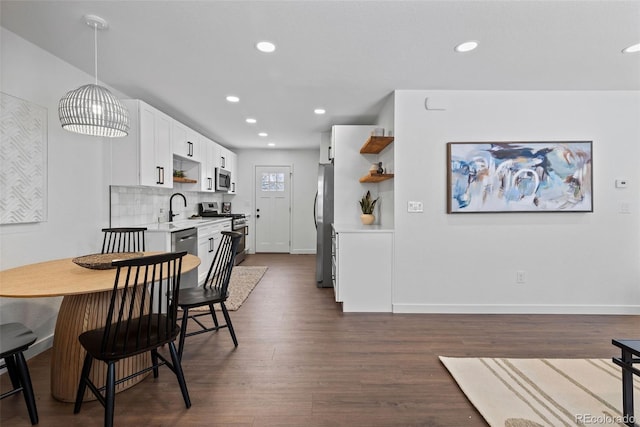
{"left": 142, "top": 217, "right": 231, "bottom": 233}
{"left": 332, "top": 223, "right": 394, "bottom": 233}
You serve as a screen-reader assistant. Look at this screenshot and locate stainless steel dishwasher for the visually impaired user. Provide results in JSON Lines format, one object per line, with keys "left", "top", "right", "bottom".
{"left": 171, "top": 227, "right": 198, "bottom": 288}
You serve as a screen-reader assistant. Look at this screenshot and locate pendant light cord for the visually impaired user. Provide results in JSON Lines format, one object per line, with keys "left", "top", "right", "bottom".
{"left": 93, "top": 22, "right": 98, "bottom": 85}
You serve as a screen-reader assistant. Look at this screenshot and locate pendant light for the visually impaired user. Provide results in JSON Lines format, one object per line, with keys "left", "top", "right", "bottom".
{"left": 58, "top": 15, "right": 129, "bottom": 138}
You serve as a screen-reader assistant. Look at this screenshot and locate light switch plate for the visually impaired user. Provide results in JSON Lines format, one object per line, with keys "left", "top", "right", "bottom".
{"left": 408, "top": 201, "right": 424, "bottom": 212}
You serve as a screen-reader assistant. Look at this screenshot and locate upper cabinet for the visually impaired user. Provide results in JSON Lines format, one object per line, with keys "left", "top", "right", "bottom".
{"left": 320, "top": 131, "right": 333, "bottom": 164}
{"left": 111, "top": 99, "right": 238, "bottom": 194}
{"left": 111, "top": 100, "right": 173, "bottom": 188}
{"left": 172, "top": 120, "right": 202, "bottom": 162}
{"left": 218, "top": 145, "right": 237, "bottom": 193}
{"left": 227, "top": 151, "right": 237, "bottom": 194}
{"left": 218, "top": 146, "right": 230, "bottom": 170}
{"left": 199, "top": 137, "right": 218, "bottom": 192}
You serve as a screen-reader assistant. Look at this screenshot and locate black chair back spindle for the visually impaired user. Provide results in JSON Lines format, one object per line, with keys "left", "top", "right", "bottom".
{"left": 101, "top": 227, "right": 147, "bottom": 254}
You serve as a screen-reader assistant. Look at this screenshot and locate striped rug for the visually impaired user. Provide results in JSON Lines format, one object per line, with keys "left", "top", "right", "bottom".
{"left": 440, "top": 357, "right": 639, "bottom": 427}
{"left": 190, "top": 266, "right": 267, "bottom": 311}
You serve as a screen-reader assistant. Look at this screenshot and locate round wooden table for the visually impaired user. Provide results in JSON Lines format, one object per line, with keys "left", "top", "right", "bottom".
{"left": 0, "top": 253, "right": 200, "bottom": 403}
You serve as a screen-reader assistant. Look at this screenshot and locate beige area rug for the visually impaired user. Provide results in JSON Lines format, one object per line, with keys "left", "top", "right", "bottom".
{"left": 191, "top": 266, "right": 267, "bottom": 311}
{"left": 440, "top": 357, "right": 640, "bottom": 427}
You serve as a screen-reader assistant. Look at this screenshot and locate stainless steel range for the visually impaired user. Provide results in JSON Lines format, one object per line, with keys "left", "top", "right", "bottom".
{"left": 198, "top": 202, "right": 247, "bottom": 265}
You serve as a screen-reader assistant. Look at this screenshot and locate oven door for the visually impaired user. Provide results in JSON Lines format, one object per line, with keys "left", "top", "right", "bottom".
{"left": 233, "top": 224, "right": 247, "bottom": 264}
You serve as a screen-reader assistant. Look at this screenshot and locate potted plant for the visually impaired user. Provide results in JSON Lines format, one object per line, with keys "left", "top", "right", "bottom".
{"left": 359, "top": 190, "right": 378, "bottom": 225}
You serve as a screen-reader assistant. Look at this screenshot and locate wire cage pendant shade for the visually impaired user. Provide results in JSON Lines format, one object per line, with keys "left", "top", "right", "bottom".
{"left": 58, "top": 14, "right": 129, "bottom": 138}
{"left": 59, "top": 83, "right": 129, "bottom": 137}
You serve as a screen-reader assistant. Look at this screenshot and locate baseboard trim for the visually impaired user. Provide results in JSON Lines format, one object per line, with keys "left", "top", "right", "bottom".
{"left": 290, "top": 249, "right": 316, "bottom": 255}
{"left": 392, "top": 303, "right": 640, "bottom": 315}
{"left": 26, "top": 333, "right": 54, "bottom": 359}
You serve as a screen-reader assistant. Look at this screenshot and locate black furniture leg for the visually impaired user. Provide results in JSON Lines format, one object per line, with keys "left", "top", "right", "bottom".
{"left": 5, "top": 355, "right": 21, "bottom": 389}
{"left": 105, "top": 362, "right": 116, "bottom": 427}
{"left": 221, "top": 303, "right": 238, "bottom": 347}
{"left": 168, "top": 341, "right": 191, "bottom": 408}
{"left": 15, "top": 351, "right": 39, "bottom": 425}
{"left": 612, "top": 339, "right": 640, "bottom": 427}
{"left": 621, "top": 348, "right": 635, "bottom": 427}
{"left": 151, "top": 349, "right": 159, "bottom": 378}
{"left": 74, "top": 353, "right": 93, "bottom": 413}
{"left": 209, "top": 304, "right": 220, "bottom": 328}
{"left": 178, "top": 308, "right": 189, "bottom": 361}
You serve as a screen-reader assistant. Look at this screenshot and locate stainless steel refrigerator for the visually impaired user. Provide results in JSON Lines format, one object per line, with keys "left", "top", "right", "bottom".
{"left": 315, "top": 163, "right": 334, "bottom": 288}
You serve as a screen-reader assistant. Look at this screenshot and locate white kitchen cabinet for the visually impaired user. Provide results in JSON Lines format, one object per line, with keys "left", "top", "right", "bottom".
{"left": 172, "top": 119, "right": 201, "bottom": 162}
{"left": 228, "top": 151, "right": 237, "bottom": 194}
{"left": 110, "top": 100, "right": 173, "bottom": 188}
{"left": 215, "top": 145, "right": 237, "bottom": 193}
{"left": 332, "top": 225, "right": 393, "bottom": 312}
{"left": 320, "top": 131, "right": 332, "bottom": 164}
{"left": 197, "top": 223, "right": 219, "bottom": 283}
{"left": 218, "top": 146, "right": 230, "bottom": 170}
{"left": 197, "top": 220, "right": 232, "bottom": 283}
{"left": 199, "top": 137, "right": 216, "bottom": 192}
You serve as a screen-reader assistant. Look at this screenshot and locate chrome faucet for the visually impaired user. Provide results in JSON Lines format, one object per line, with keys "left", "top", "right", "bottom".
{"left": 169, "top": 192, "right": 187, "bottom": 222}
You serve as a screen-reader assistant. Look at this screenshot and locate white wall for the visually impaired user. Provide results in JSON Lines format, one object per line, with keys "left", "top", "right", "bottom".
{"left": 231, "top": 148, "right": 319, "bottom": 254}
{"left": 0, "top": 28, "right": 117, "bottom": 353}
{"left": 393, "top": 90, "right": 640, "bottom": 314}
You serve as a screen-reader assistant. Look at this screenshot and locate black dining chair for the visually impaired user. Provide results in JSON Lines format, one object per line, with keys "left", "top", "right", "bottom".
{"left": 73, "top": 251, "right": 191, "bottom": 427}
{"left": 177, "top": 231, "right": 242, "bottom": 360}
{"left": 0, "top": 323, "right": 39, "bottom": 425}
{"left": 101, "top": 227, "right": 147, "bottom": 254}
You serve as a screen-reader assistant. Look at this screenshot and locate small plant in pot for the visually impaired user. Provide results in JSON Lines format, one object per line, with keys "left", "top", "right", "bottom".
{"left": 359, "top": 190, "right": 378, "bottom": 225}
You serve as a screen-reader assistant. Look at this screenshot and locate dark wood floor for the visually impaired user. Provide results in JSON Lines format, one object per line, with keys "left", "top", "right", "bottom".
{"left": 1, "top": 253, "right": 638, "bottom": 426}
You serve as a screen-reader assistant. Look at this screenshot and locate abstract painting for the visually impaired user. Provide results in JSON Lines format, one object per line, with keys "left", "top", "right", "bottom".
{"left": 0, "top": 92, "right": 48, "bottom": 224}
{"left": 447, "top": 141, "right": 592, "bottom": 213}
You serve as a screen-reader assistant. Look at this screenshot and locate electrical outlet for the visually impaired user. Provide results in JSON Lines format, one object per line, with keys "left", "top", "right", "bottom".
{"left": 516, "top": 271, "right": 526, "bottom": 284}
{"left": 408, "top": 201, "right": 424, "bottom": 213}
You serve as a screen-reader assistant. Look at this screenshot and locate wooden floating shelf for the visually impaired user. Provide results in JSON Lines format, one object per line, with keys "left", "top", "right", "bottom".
{"left": 359, "top": 172, "right": 394, "bottom": 183}
{"left": 173, "top": 177, "right": 197, "bottom": 184}
{"left": 360, "top": 136, "right": 394, "bottom": 154}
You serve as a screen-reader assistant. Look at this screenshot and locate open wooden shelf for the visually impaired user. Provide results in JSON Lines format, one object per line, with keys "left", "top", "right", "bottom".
{"left": 359, "top": 172, "right": 395, "bottom": 183}
{"left": 173, "top": 176, "right": 197, "bottom": 184}
{"left": 360, "top": 136, "right": 394, "bottom": 154}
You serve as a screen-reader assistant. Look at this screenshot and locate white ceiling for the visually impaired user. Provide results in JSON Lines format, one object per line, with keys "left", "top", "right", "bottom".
{"left": 2, "top": 1, "right": 639, "bottom": 150}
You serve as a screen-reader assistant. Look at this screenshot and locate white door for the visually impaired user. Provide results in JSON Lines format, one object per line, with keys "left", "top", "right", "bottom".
{"left": 255, "top": 166, "right": 291, "bottom": 253}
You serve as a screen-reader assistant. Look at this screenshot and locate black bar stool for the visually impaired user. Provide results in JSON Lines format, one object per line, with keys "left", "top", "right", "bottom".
{"left": 0, "top": 322, "right": 39, "bottom": 425}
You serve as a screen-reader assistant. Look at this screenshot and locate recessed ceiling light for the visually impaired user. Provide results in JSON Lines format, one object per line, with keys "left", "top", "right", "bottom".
{"left": 455, "top": 41, "right": 479, "bottom": 53}
{"left": 267, "top": 142, "right": 276, "bottom": 147}
{"left": 622, "top": 42, "right": 640, "bottom": 53}
{"left": 314, "top": 108, "right": 326, "bottom": 115}
{"left": 256, "top": 41, "right": 276, "bottom": 53}
{"left": 226, "top": 95, "right": 240, "bottom": 103}
{"left": 246, "top": 118, "right": 257, "bottom": 124}
{"left": 258, "top": 132, "right": 268, "bottom": 137}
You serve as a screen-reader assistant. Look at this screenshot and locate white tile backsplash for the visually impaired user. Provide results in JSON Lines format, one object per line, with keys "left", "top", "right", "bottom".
{"left": 110, "top": 186, "right": 224, "bottom": 227}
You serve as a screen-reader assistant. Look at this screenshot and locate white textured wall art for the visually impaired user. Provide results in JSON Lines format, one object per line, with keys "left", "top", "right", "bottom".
{"left": 0, "top": 92, "right": 47, "bottom": 224}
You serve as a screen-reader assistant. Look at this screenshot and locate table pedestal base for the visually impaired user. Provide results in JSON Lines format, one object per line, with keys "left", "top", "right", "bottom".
{"left": 51, "top": 291, "right": 150, "bottom": 402}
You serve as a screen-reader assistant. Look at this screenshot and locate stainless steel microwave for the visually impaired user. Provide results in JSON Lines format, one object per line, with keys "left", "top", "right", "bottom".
{"left": 216, "top": 168, "right": 231, "bottom": 191}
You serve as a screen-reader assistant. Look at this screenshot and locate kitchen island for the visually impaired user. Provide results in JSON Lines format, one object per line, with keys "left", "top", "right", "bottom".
{"left": 332, "top": 223, "right": 394, "bottom": 312}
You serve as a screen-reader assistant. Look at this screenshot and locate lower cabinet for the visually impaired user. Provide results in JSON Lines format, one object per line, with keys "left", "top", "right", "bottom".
{"left": 197, "top": 221, "right": 232, "bottom": 283}
{"left": 332, "top": 226, "right": 393, "bottom": 312}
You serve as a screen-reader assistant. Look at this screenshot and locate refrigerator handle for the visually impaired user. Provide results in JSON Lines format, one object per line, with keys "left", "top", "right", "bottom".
{"left": 313, "top": 191, "right": 318, "bottom": 229}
